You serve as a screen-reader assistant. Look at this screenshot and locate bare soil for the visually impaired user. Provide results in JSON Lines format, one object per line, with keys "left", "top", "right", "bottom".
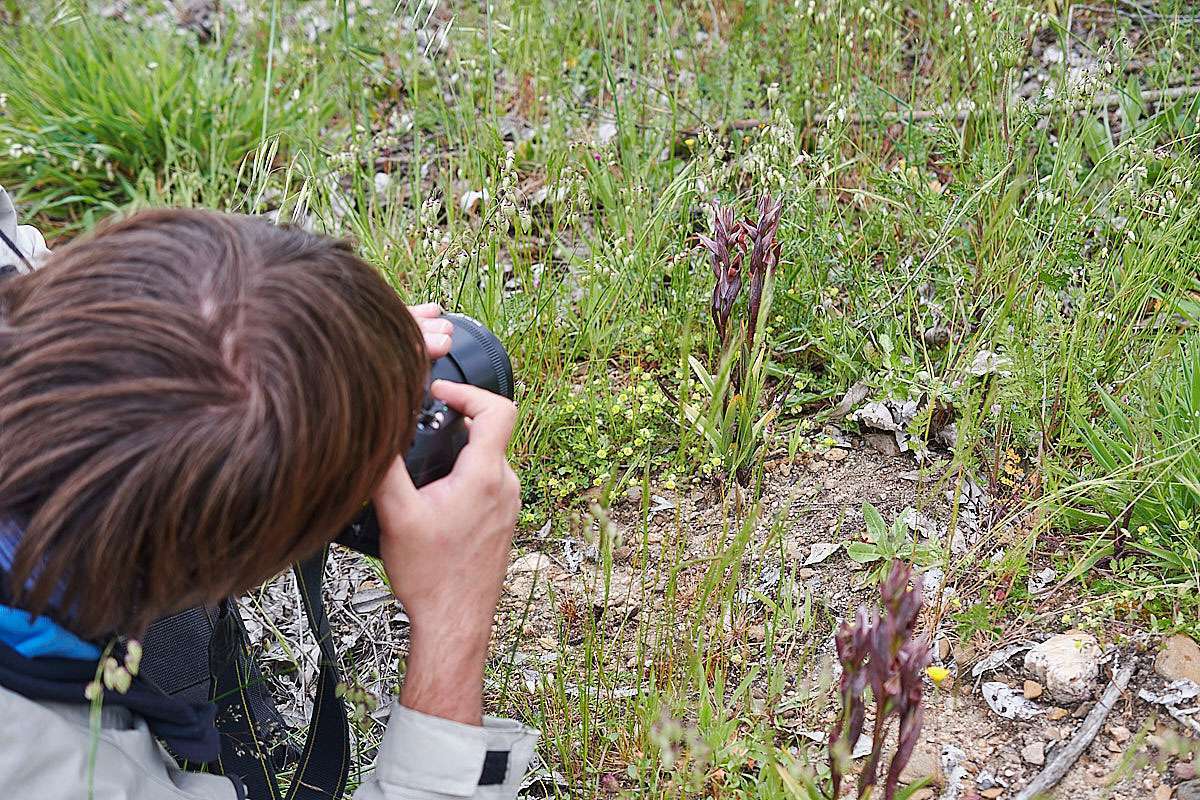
{"left": 247, "top": 442, "right": 1195, "bottom": 798}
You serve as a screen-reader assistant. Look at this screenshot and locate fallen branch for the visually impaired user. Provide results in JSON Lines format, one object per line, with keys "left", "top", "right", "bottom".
{"left": 674, "top": 85, "right": 1200, "bottom": 139}
{"left": 1013, "top": 662, "right": 1136, "bottom": 800}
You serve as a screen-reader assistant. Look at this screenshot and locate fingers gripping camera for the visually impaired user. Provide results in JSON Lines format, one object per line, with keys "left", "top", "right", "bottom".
{"left": 336, "top": 313, "right": 515, "bottom": 557}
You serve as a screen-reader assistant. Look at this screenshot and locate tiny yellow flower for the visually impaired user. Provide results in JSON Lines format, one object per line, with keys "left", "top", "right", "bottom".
{"left": 926, "top": 666, "right": 951, "bottom": 686}
{"left": 1137, "top": 525, "right": 1149, "bottom": 534}
{"left": 1180, "top": 519, "right": 1193, "bottom": 531}
{"left": 684, "top": 137, "right": 696, "bottom": 148}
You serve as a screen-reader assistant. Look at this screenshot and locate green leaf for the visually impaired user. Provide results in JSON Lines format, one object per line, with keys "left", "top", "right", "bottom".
{"left": 1081, "top": 118, "right": 1113, "bottom": 166}
{"left": 862, "top": 502, "right": 887, "bottom": 542}
{"left": 847, "top": 542, "right": 882, "bottom": 563}
{"left": 1119, "top": 76, "right": 1144, "bottom": 134}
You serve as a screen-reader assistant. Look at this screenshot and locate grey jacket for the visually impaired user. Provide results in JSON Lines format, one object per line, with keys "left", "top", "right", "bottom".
{"left": 0, "top": 685, "right": 539, "bottom": 799}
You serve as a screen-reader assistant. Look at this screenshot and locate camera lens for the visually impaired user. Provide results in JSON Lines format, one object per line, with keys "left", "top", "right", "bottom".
{"left": 432, "top": 313, "right": 514, "bottom": 400}
{"left": 335, "top": 313, "right": 513, "bottom": 557}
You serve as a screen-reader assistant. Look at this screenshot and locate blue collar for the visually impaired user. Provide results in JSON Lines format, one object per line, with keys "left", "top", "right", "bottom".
{"left": 0, "top": 604, "right": 100, "bottom": 660}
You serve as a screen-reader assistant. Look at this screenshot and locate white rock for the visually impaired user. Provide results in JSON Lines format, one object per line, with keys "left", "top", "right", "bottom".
{"left": 804, "top": 542, "right": 840, "bottom": 565}
{"left": 967, "top": 350, "right": 1012, "bottom": 377}
{"left": 510, "top": 552, "right": 552, "bottom": 574}
{"left": 982, "top": 681, "right": 1043, "bottom": 720}
{"left": 855, "top": 401, "right": 899, "bottom": 431}
{"left": 1024, "top": 633, "right": 1101, "bottom": 703}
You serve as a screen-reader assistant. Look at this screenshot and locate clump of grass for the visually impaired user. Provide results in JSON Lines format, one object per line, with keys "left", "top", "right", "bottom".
{"left": 1065, "top": 334, "right": 1200, "bottom": 611}
{"left": 0, "top": 13, "right": 333, "bottom": 229}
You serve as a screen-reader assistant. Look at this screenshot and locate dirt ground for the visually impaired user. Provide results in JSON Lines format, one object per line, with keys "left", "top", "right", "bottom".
{"left": 245, "top": 438, "right": 1196, "bottom": 798}
{"left": 490, "top": 440, "right": 1197, "bottom": 798}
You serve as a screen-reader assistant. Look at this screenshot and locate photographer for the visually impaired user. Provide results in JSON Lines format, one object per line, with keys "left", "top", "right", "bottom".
{"left": 0, "top": 190, "right": 538, "bottom": 799}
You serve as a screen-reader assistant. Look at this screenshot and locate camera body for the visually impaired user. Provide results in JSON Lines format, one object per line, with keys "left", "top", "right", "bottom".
{"left": 335, "top": 313, "right": 514, "bottom": 558}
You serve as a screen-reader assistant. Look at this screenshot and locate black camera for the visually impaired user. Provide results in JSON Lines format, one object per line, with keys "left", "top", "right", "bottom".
{"left": 335, "top": 313, "right": 514, "bottom": 557}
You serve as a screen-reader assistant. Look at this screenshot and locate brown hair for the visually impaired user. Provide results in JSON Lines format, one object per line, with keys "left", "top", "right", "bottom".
{"left": 0, "top": 210, "right": 426, "bottom": 638}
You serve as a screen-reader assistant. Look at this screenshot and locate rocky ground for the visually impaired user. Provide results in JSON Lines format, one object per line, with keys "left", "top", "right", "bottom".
{"left": 488, "top": 439, "right": 1200, "bottom": 798}
{"left": 245, "top": 439, "right": 1200, "bottom": 798}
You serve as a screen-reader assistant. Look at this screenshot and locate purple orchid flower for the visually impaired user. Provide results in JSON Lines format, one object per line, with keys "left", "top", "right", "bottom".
{"left": 829, "top": 561, "right": 932, "bottom": 800}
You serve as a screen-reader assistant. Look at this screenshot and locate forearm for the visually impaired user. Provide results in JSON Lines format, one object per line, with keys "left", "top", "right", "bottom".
{"left": 399, "top": 623, "right": 491, "bottom": 726}
{"left": 355, "top": 622, "right": 540, "bottom": 800}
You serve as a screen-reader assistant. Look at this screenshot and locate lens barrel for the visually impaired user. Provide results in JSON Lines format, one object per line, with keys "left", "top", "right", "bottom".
{"left": 335, "top": 313, "right": 513, "bottom": 557}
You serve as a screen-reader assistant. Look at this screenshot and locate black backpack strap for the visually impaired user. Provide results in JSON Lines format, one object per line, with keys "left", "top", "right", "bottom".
{"left": 143, "top": 604, "right": 296, "bottom": 775}
{"left": 285, "top": 548, "right": 350, "bottom": 800}
{"left": 208, "top": 601, "right": 285, "bottom": 799}
{"left": 144, "top": 546, "right": 351, "bottom": 800}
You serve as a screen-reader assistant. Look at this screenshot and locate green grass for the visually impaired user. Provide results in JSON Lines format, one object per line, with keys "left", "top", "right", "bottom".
{"left": 5, "top": 0, "right": 1200, "bottom": 795}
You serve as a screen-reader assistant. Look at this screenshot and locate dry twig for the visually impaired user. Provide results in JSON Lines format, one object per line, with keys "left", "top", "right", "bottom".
{"left": 676, "top": 85, "right": 1200, "bottom": 138}
{"left": 1013, "top": 662, "right": 1136, "bottom": 800}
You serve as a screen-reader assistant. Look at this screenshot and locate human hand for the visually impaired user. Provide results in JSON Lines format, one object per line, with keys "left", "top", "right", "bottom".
{"left": 408, "top": 302, "right": 453, "bottom": 359}
{"left": 372, "top": 379, "right": 520, "bottom": 724}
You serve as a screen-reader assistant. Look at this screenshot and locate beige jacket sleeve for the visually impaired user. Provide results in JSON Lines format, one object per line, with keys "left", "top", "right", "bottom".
{"left": 353, "top": 703, "right": 540, "bottom": 800}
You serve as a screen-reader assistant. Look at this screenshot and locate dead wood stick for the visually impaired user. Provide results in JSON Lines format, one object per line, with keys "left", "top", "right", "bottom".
{"left": 813, "top": 84, "right": 1200, "bottom": 125}
{"left": 1013, "top": 662, "right": 1136, "bottom": 800}
{"left": 677, "top": 85, "right": 1200, "bottom": 138}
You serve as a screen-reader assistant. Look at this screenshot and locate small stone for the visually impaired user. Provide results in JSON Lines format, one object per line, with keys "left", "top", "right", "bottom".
{"left": 798, "top": 567, "right": 816, "bottom": 580}
{"left": 981, "top": 789, "right": 1004, "bottom": 799}
{"left": 1023, "top": 680, "right": 1044, "bottom": 700}
{"left": 1156, "top": 785, "right": 1173, "bottom": 800}
{"left": 936, "top": 637, "right": 951, "bottom": 660}
{"left": 908, "top": 790, "right": 935, "bottom": 800}
{"left": 1073, "top": 701, "right": 1094, "bottom": 719}
{"left": 1178, "top": 779, "right": 1200, "bottom": 800}
{"left": 1047, "top": 706, "right": 1070, "bottom": 720}
{"left": 1175, "top": 762, "right": 1197, "bottom": 781}
{"left": 824, "top": 448, "right": 849, "bottom": 462}
{"left": 1155, "top": 635, "right": 1200, "bottom": 685}
{"left": 510, "top": 552, "right": 552, "bottom": 574}
{"left": 1110, "top": 724, "right": 1131, "bottom": 743}
{"left": 864, "top": 432, "right": 901, "bottom": 456}
{"left": 1022, "top": 741, "right": 1046, "bottom": 766}
{"left": 899, "top": 743, "right": 945, "bottom": 787}
{"left": 1024, "top": 632, "right": 1102, "bottom": 703}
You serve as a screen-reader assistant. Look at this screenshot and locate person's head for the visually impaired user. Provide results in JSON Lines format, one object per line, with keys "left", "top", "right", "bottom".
{"left": 0, "top": 210, "right": 426, "bottom": 638}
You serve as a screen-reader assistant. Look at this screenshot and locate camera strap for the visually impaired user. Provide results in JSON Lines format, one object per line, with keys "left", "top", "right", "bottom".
{"left": 142, "top": 547, "right": 350, "bottom": 800}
